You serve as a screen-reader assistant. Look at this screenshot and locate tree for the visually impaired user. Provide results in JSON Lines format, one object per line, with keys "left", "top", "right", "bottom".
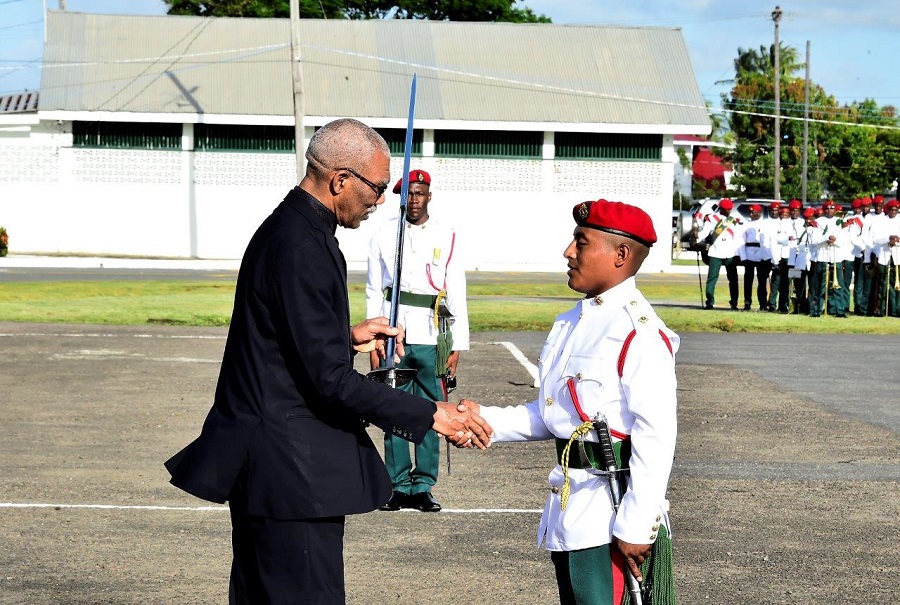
{"left": 721, "top": 42, "right": 900, "bottom": 201}
{"left": 164, "top": 0, "right": 551, "bottom": 21}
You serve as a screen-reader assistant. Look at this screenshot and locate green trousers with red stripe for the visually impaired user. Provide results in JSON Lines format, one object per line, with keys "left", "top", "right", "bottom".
{"left": 381, "top": 343, "right": 444, "bottom": 495}
{"left": 551, "top": 526, "right": 674, "bottom": 605}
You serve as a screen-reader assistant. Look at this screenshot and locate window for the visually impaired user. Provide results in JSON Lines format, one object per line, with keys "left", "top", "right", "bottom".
{"left": 555, "top": 132, "right": 661, "bottom": 161}
{"left": 375, "top": 128, "right": 423, "bottom": 156}
{"left": 73, "top": 121, "right": 181, "bottom": 150}
{"left": 195, "top": 124, "right": 294, "bottom": 152}
{"left": 435, "top": 130, "right": 541, "bottom": 159}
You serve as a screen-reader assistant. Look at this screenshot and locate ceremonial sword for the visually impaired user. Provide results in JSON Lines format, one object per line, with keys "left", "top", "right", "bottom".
{"left": 591, "top": 413, "right": 646, "bottom": 605}
{"left": 367, "top": 74, "right": 418, "bottom": 391}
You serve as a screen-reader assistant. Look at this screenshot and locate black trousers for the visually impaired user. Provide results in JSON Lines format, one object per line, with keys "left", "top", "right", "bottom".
{"left": 229, "top": 501, "right": 346, "bottom": 605}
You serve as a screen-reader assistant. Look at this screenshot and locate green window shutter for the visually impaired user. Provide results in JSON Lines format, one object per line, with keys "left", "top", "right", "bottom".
{"left": 72, "top": 121, "right": 181, "bottom": 150}
{"left": 555, "top": 133, "right": 662, "bottom": 161}
{"left": 374, "top": 128, "right": 423, "bottom": 156}
{"left": 194, "top": 124, "right": 295, "bottom": 152}
{"left": 434, "top": 130, "right": 541, "bottom": 159}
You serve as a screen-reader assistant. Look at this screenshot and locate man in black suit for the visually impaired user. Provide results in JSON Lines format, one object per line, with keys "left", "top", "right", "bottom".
{"left": 165, "top": 118, "right": 491, "bottom": 605}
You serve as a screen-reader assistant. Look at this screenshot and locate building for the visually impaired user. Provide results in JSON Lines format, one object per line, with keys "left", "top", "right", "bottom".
{"left": 0, "top": 11, "right": 711, "bottom": 272}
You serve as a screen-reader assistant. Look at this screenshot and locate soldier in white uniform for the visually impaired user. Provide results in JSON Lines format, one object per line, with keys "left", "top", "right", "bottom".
{"left": 462, "top": 199, "right": 678, "bottom": 605}
{"left": 697, "top": 198, "right": 743, "bottom": 310}
{"left": 764, "top": 201, "right": 786, "bottom": 312}
{"left": 739, "top": 203, "right": 772, "bottom": 311}
{"left": 808, "top": 200, "right": 849, "bottom": 317}
{"left": 366, "top": 169, "right": 469, "bottom": 512}
{"left": 869, "top": 199, "right": 900, "bottom": 316}
{"left": 864, "top": 196, "right": 888, "bottom": 315}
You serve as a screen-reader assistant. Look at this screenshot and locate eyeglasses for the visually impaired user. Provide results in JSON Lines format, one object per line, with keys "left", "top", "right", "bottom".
{"left": 338, "top": 167, "right": 387, "bottom": 199}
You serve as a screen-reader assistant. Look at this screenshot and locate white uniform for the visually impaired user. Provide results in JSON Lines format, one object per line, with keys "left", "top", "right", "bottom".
{"left": 870, "top": 213, "right": 900, "bottom": 266}
{"left": 809, "top": 215, "right": 847, "bottom": 264}
{"left": 697, "top": 213, "right": 743, "bottom": 259}
{"left": 366, "top": 217, "right": 469, "bottom": 349}
{"left": 739, "top": 218, "right": 771, "bottom": 263}
{"left": 479, "top": 278, "right": 678, "bottom": 551}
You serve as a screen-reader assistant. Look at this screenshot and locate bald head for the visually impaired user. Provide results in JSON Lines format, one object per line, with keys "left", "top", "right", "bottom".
{"left": 305, "top": 119, "right": 389, "bottom": 179}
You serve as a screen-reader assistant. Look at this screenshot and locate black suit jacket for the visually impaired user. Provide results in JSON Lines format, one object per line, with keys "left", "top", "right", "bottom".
{"left": 165, "top": 187, "right": 436, "bottom": 519}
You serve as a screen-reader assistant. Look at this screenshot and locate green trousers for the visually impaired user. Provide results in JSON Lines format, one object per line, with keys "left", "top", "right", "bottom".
{"left": 382, "top": 343, "right": 444, "bottom": 494}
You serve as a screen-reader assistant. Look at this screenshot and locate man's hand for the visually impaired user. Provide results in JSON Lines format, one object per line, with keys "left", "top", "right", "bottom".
{"left": 445, "top": 350, "right": 461, "bottom": 376}
{"left": 351, "top": 317, "right": 405, "bottom": 361}
{"left": 613, "top": 537, "right": 653, "bottom": 582}
{"left": 432, "top": 401, "right": 492, "bottom": 450}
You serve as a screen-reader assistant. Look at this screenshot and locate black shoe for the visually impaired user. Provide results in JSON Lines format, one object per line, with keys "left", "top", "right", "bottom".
{"left": 379, "top": 491, "right": 408, "bottom": 512}
{"left": 743, "top": 304, "right": 751, "bottom": 311}
{"left": 704, "top": 303, "right": 714, "bottom": 310}
{"left": 730, "top": 305, "right": 738, "bottom": 311}
{"left": 409, "top": 492, "right": 442, "bottom": 512}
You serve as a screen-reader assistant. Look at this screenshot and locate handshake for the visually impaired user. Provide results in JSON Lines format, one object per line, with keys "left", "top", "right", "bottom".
{"left": 432, "top": 399, "right": 491, "bottom": 449}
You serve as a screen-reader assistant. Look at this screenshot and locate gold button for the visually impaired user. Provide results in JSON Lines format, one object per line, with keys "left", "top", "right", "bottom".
{"left": 545, "top": 396, "right": 554, "bottom": 406}
{"left": 638, "top": 316, "right": 648, "bottom": 323}
{"left": 630, "top": 300, "right": 638, "bottom": 306}
{"left": 576, "top": 372, "right": 582, "bottom": 380}
{"left": 652, "top": 524, "right": 659, "bottom": 531}
{"left": 593, "top": 295, "right": 603, "bottom": 305}
{"left": 551, "top": 485, "right": 559, "bottom": 494}
{"left": 656, "top": 515, "right": 662, "bottom": 522}
{"left": 649, "top": 534, "right": 657, "bottom": 541}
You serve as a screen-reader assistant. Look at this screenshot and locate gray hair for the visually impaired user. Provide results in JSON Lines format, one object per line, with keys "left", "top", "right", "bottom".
{"left": 305, "top": 119, "right": 389, "bottom": 176}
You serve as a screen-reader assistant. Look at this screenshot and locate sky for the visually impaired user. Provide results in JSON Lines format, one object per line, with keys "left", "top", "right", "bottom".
{"left": 1, "top": 0, "right": 899, "bottom": 114}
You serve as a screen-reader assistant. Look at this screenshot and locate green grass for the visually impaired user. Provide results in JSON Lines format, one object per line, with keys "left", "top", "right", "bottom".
{"left": 1, "top": 278, "right": 898, "bottom": 334}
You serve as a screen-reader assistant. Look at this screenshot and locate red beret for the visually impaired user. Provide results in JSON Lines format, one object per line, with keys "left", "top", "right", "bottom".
{"left": 803, "top": 208, "right": 817, "bottom": 219}
{"left": 861, "top": 197, "right": 872, "bottom": 206}
{"left": 769, "top": 201, "right": 782, "bottom": 209}
{"left": 788, "top": 199, "right": 802, "bottom": 209}
{"left": 823, "top": 200, "right": 836, "bottom": 209}
{"left": 851, "top": 199, "right": 862, "bottom": 210}
{"left": 573, "top": 199, "right": 657, "bottom": 247}
{"left": 873, "top": 195, "right": 885, "bottom": 204}
{"left": 718, "top": 198, "right": 734, "bottom": 211}
{"left": 884, "top": 199, "right": 900, "bottom": 210}
{"left": 392, "top": 169, "right": 431, "bottom": 194}
{"left": 748, "top": 204, "right": 762, "bottom": 213}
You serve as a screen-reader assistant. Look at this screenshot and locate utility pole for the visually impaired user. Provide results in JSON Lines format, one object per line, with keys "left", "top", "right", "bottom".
{"left": 772, "top": 5, "right": 782, "bottom": 200}
{"left": 801, "top": 40, "right": 810, "bottom": 205}
{"left": 289, "top": 0, "right": 306, "bottom": 180}
{"left": 59, "top": 0, "right": 66, "bottom": 9}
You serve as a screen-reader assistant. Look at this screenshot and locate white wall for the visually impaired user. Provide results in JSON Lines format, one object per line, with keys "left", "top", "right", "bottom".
{"left": 0, "top": 124, "right": 675, "bottom": 273}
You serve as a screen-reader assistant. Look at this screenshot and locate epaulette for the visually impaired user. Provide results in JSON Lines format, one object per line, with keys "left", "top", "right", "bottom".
{"left": 617, "top": 298, "right": 673, "bottom": 378}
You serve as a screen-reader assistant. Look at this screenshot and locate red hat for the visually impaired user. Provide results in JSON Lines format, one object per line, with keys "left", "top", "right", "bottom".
{"left": 573, "top": 199, "right": 657, "bottom": 247}
{"left": 803, "top": 207, "right": 817, "bottom": 219}
{"left": 873, "top": 195, "right": 885, "bottom": 205}
{"left": 851, "top": 199, "right": 862, "bottom": 210}
{"left": 392, "top": 169, "right": 431, "bottom": 194}
{"left": 769, "top": 201, "right": 782, "bottom": 209}
{"left": 884, "top": 199, "right": 900, "bottom": 210}
{"left": 823, "top": 200, "right": 836, "bottom": 209}
{"left": 788, "top": 199, "right": 802, "bottom": 209}
{"left": 748, "top": 204, "right": 762, "bottom": 213}
{"left": 718, "top": 198, "right": 734, "bottom": 211}
{"left": 861, "top": 197, "right": 872, "bottom": 206}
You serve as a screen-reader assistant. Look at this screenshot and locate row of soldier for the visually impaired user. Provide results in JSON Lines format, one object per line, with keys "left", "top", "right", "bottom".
{"left": 695, "top": 196, "right": 900, "bottom": 317}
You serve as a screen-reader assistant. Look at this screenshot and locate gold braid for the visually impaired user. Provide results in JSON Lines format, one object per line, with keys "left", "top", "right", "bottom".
{"left": 432, "top": 289, "right": 447, "bottom": 329}
{"left": 558, "top": 421, "right": 595, "bottom": 510}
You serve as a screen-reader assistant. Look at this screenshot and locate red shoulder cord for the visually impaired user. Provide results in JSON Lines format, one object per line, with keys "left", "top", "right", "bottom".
{"left": 565, "top": 328, "right": 673, "bottom": 441}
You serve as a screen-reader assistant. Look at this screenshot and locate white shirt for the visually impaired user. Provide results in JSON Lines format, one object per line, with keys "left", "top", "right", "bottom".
{"left": 366, "top": 217, "right": 469, "bottom": 349}
{"left": 870, "top": 213, "right": 900, "bottom": 266}
{"left": 739, "top": 218, "right": 771, "bottom": 262}
{"left": 809, "top": 215, "right": 846, "bottom": 263}
{"left": 697, "top": 213, "right": 743, "bottom": 259}
{"left": 479, "top": 278, "right": 678, "bottom": 551}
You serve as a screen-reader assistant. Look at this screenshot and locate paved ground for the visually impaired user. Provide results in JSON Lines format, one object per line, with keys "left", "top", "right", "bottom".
{"left": 0, "top": 322, "right": 897, "bottom": 604}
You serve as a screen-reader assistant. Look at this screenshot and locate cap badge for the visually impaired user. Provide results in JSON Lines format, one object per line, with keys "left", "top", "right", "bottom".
{"left": 416, "top": 172, "right": 425, "bottom": 183}
{"left": 578, "top": 203, "right": 590, "bottom": 220}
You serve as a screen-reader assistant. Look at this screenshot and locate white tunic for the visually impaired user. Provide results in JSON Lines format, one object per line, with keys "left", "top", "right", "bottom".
{"left": 479, "top": 278, "right": 678, "bottom": 551}
{"left": 366, "top": 217, "right": 469, "bottom": 349}
{"left": 870, "top": 214, "right": 900, "bottom": 266}
{"left": 697, "top": 213, "right": 743, "bottom": 259}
